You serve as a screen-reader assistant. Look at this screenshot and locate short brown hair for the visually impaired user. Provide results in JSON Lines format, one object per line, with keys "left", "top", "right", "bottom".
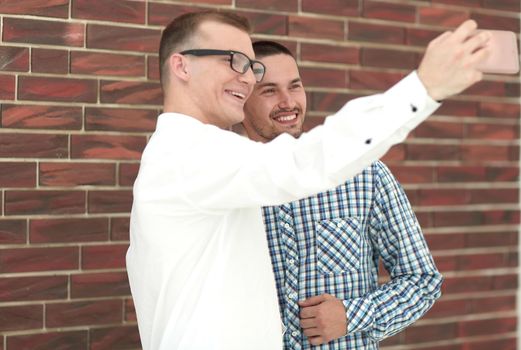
{"left": 159, "top": 10, "right": 251, "bottom": 88}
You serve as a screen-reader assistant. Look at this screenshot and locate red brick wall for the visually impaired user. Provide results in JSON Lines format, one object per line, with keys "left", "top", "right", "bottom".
{"left": 0, "top": 1, "right": 518, "bottom": 349}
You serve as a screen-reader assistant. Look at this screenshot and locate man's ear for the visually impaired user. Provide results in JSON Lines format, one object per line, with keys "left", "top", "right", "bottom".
{"left": 169, "top": 53, "right": 190, "bottom": 81}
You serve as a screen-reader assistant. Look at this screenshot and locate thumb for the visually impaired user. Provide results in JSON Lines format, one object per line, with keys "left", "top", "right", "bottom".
{"left": 299, "top": 294, "right": 327, "bottom": 307}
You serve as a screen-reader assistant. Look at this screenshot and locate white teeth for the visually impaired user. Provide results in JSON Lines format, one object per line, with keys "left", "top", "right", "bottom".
{"left": 228, "top": 91, "right": 245, "bottom": 99}
{"left": 275, "top": 114, "right": 297, "bottom": 122}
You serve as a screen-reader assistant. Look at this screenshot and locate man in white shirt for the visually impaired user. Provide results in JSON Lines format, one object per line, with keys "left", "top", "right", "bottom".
{"left": 126, "top": 10, "right": 490, "bottom": 350}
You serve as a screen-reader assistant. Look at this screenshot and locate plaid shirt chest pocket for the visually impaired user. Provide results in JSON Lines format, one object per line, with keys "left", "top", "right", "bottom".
{"left": 316, "top": 217, "right": 362, "bottom": 275}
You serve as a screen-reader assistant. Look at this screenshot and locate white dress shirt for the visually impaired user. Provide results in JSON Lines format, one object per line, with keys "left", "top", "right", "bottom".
{"left": 126, "top": 71, "right": 440, "bottom": 350}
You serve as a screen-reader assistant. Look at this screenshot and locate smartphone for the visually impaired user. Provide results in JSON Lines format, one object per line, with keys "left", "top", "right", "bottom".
{"left": 475, "top": 30, "right": 519, "bottom": 74}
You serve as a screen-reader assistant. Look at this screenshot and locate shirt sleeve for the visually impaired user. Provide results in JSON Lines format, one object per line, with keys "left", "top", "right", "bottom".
{"left": 140, "top": 71, "right": 441, "bottom": 210}
{"left": 342, "top": 162, "right": 443, "bottom": 340}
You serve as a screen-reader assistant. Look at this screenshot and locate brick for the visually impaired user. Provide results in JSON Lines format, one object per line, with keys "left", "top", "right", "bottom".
{"left": 405, "top": 144, "right": 459, "bottom": 161}
{"left": 1, "top": 104, "right": 82, "bottom": 130}
{"left": 425, "top": 232, "right": 466, "bottom": 251}
{"left": 301, "top": 44, "right": 359, "bottom": 65}
{"left": 0, "top": 219, "right": 26, "bottom": 244}
{"left": 82, "top": 244, "right": 128, "bottom": 269}
{"left": 148, "top": 56, "right": 159, "bottom": 81}
{"left": 465, "top": 80, "right": 519, "bottom": 98}
{"left": 90, "top": 325, "right": 141, "bottom": 350}
{"left": 413, "top": 121, "right": 465, "bottom": 139}
{"left": 100, "top": 80, "right": 162, "bottom": 105}
{"left": 470, "top": 295, "right": 516, "bottom": 314}
{"left": 300, "top": 67, "right": 347, "bottom": 89}
{"left": 46, "top": 300, "right": 123, "bottom": 328}
{"left": 419, "top": 7, "right": 469, "bottom": 27}
{"left": 87, "top": 24, "right": 160, "bottom": 53}
{"left": 39, "top": 162, "right": 115, "bottom": 186}
{"left": 432, "top": 0, "right": 481, "bottom": 7}
{"left": 302, "top": 115, "right": 325, "bottom": 133}
{"left": 361, "top": 48, "right": 417, "bottom": 69}
{"left": 407, "top": 28, "right": 443, "bottom": 47}
{"left": 239, "top": 11, "right": 288, "bottom": 36}
{"left": 125, "top": 299, "right": 136, "bottom": 321}
{"left": 471, "top": 13, "right": 520, "bottom": 32}
{"left": 111, "top": 217, "right": 130, "bottom": 241}
{"left": 119, "top": 163, "right": 139, "bottom": 187}
{"left": 467, "top": 338, "right": 516, "bottom": 350}
{"left": 412, "top": 189, "right": 469, "bottom": 206}
{"left": 467, "top": 123, "right": 518, "bottom": 140}
{"left": 349, "top": 21, "right": 405, "bottom": 45}
{"left": 449, "top": 252, "right": 517, "bottom": 271}
{"left": 237, "top": 0, "right": 297, "bottom": 11}
{"left": 479, "top": 102, "right": 520, "bottom": 119}
{"left": 19, "top": 76, "right": 97, "bottom": 103}
{"left": 311, "top": 92, "right": 360, "bottom": 112}
{"left": 302, "top": 0, "right": 358, "bottom": 16}
{"left": 443, "top": 275, "right": 508, "bottom": 294}
{"left": 72, "top": 0, "right": 145, "bottom": 24}
{"left": 433, "top": 210, "right": 519, "bottom": 227}
{"left": 0, "top": 46, "right": 29, "bottom": 72}
{"left": 403, "top": 322, "right": 457, "bottom": 343}
{"left": 0, "top": 305, "right": 43, "bottom": 332}
{"left": 350, "top": 70, "right": 404, "bottom": 91}
{"left": 3, "top": 18, "right": 84, "bottom": 46}
{"left": 0, "top": 0, "right": 68, "bottom": 17}
{"left": 71, "top": 272, "right": 130, "bottom": 298}
{"left": 85, "top": 107, "right": 157, "bottom": 132}
{"left": 437, "top": 165, "right": 519, "bottom": 183}
{"left": 71, "top": 135, "right": 146, "bottom": 160}
{"left": 436, "top": 100, "right": 479, "bottom": 117}
{"left": 0, "top": 74, "right": 15, "bottom": 100}
{"left": 459, "top": 317, "right": 516, "bottom": 337}
{"left": 289, "top": 16, "right": 344, "bottom": 40}
{"left": 7, "top": 331, "right": 88, "bottom": 350}
{"left": 461, "top": 145, "right": 515, "bottom": 162}
{"left": 147, "top": 3, "right": 201, "bottom": 26}
{"left": 380, "top": 144, "right": 406, "bottom": 162}
{"left": 0, "top": 247, "right": 78, "bottom": 273}
{"left": 0, "top": 133, "right": 68, "bottom": 158}
{"left": 387, "top": 165, "right": 434, "bottom": 184}
{"left": 483, "top": 0, "right": 520, "bottom": 11}
{"left": 470, "top": 188, "right": 518, "bottom": 204}
{"left": 71, "top": 51, "right": 145, "bottom": 77}
{"left": 5, "top": 190, "right": 85, "bottom": 215}
{"left": 363, "top": 1, "right": 416, "bottom": 22}
{"left": 31, "top": 48, "right": 69, "bottom": 74}
{"left": 0, "top": 162, "right": 36, "bottom": 187}
{"left": 0, "top": 276, "right": 68, "bottom": 302}
{"left": 466, "top": 231, "right": 518, "bottom": 248}
{"left": 30, "top": 218, "right": 109, "bottom": 243}
{"left": 88, "top": 190, "right": 132, "bottom": 214}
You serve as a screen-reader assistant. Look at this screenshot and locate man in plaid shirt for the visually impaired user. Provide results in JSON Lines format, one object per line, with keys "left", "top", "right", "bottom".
{"left": 241, "top": 41, "right": 443, "bottom": 349}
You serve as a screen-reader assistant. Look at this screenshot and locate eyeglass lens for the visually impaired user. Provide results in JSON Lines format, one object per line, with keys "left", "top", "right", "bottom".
{"left": 231, "top": 52, "right": 264, "bottom": 82}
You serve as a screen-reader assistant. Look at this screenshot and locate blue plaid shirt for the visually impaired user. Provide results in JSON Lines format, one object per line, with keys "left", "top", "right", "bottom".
{"left": 263, "top": 161, "right": 442, "bottom": 349}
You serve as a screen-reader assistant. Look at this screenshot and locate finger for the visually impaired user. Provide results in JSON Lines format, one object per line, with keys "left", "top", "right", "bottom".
{"left": 300, "top": 305, "right": 318, "bottom": 319}
{"left": 451, "top": 19, "right": 478, "bottom": 43}
{"left": 300, "top": 317, "right": 316, "bottom": 329}
{"left": 308, "top": 336, "right": 326, "bottom": 346}
{"left": 303, "top": 327, "right": 321, "bottom": 337}
{"left": 299, "top": 294, "right": 326, "bottom": 307}
{"left": 462, "top": 30, "right": 491, "bottom": 54}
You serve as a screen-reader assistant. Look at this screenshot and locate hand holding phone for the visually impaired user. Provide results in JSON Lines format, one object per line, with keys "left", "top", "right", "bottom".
{"left": 475, "top": 30, "right": 519, "bottom": 74}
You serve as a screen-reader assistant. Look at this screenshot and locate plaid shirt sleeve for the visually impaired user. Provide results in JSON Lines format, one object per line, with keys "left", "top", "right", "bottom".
{"left": 342, "top": 162, "right": 443, "bottom": 340}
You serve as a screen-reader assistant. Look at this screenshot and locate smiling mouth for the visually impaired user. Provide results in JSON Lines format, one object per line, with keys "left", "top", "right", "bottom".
{"left": 225, "top": 89, "right": 246, "bottom": 101}
{"left": 274, "top": 114, "right": 297, "bottom": 122}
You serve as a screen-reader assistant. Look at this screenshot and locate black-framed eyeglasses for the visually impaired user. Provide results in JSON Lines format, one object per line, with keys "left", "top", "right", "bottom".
{"left": 179, "top": 49, "right": 266, "bottom": 82}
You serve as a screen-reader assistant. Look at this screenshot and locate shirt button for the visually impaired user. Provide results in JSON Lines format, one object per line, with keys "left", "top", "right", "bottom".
{"left": 288, "top": 259, "right": 295, "bottom": 265}
{"left": 411, "top": 103, "right": 418, "bottom": 112}
{"left": 292, "top": 331, "right": 298, "bottom": 336}
{"left": 287, "top": 292, "right": 297, "bottom": 300}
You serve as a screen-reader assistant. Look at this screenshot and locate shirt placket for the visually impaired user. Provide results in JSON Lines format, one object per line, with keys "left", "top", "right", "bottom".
{"left": 278, "top": 203, "right": 301, "bottom": 350}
